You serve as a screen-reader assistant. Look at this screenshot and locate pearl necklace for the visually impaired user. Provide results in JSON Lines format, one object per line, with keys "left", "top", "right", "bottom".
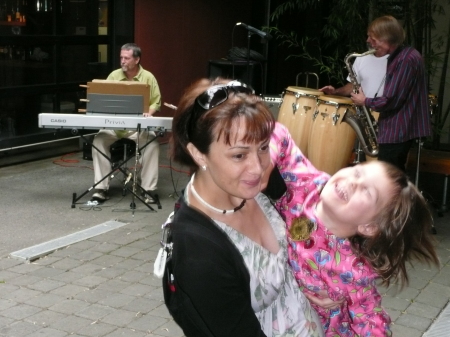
{"left": 189, "top": 173, "right": 246, "bottom": 214}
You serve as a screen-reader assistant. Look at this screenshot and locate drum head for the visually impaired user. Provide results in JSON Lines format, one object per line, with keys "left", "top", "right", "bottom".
{"left": 286, "top": 86, "right": 322, "bottom": 97}
{"left": 318, "top": 95, "right": 353, "bottom": 105}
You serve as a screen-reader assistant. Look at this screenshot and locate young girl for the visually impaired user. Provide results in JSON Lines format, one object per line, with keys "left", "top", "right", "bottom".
{"left": 265, "top": 122, "right": 439, "bottom": 337}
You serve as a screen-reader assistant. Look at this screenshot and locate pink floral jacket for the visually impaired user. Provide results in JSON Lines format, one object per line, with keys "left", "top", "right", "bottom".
{"left": 270, "top": 122, "right": 392, "bottom": 337}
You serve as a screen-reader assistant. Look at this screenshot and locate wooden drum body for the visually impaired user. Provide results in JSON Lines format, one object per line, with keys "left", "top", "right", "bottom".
{"left": 308, "top": 95, "right": 357, "bottom": 175}
{"left": 277, "top": 86, "right": 322, "bottom": 155}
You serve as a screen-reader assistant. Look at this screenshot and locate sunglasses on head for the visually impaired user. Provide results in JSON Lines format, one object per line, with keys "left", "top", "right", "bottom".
{"left": 195, "top": 80, "right": 255, "bottom": 110}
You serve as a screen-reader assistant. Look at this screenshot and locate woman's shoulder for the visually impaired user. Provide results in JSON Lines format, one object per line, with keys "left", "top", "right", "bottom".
{"left": 171, "top": 199, "right": 239, "bottom": 253}
{"left": 173, "top": 200, "right": 221, "bottom": 234}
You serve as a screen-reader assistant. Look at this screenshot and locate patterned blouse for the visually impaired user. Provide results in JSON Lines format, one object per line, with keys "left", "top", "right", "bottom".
{"left": 270, "top": 123, "right": 392, "bottom": 337}
{"left": 215, "top": 193, "right": 324, "bottom": 337}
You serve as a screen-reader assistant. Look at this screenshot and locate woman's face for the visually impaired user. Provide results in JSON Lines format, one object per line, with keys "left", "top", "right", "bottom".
{"left": 319, "top": 161, "right": 392, "bottom": 237}
{"left": 202, "top": 117, "right": 271, "bottom": 200}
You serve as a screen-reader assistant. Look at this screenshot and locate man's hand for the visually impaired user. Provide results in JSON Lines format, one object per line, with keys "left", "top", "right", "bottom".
{"left": 351, "top": 89, "right": 367, "bottom": 106}
{"left": 319, "top": 85, "right": 336, "bottom": 95}
{"left": 143, "top": 108, "right": 157, "bottom": 118}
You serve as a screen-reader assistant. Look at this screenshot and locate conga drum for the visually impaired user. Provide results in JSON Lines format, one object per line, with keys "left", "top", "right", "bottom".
{"left": 308, "top": 95, "right": 357, "bottom": 175}
{"left": 277, "top": 86, "right": 322, "bottom": 155}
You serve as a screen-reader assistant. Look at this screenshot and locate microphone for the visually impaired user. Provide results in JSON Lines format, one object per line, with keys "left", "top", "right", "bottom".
{"left": 236, "top": 22, "right": 272, "bottom": 40}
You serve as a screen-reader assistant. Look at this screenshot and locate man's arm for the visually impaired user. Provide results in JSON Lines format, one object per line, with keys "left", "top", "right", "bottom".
{"left": 320, "top": 82, "right": 353, "bottom": 96}
{"left": 147, "top": 76, "right": 161, "bottom": 115}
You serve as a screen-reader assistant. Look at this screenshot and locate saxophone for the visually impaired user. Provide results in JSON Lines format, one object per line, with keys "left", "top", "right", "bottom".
{"left": 344, "top": 50, "right": 379, "bottom": 157}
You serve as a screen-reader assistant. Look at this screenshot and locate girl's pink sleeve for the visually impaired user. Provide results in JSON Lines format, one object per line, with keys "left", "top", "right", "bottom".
{"left": 345, "top": 275, "right": 392, "bottom": 336}
{"left": 270, "top": 122, "right": 329, "bottom": 185}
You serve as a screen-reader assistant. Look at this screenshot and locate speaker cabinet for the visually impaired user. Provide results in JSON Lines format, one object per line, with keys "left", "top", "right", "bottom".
{"left": 263, "top": 95, "right": 282, "bottom": 120}
{"left": 208, "top": 59, "right": 262, "bottom": 94}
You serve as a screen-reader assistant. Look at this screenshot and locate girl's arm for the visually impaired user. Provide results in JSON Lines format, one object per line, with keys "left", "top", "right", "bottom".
{"left": 270, "top": 122, "right": 329, "bottom": 184}
{"left": 344, "top": 276, "right": 392, "bottom": 336}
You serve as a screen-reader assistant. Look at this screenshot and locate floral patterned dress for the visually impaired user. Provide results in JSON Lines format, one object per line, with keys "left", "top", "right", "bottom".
{"left": 215, "top": 193, "right": 324, "bottom": 337}
{"left": 270, "top": 122, "right": 392, "bottom": 337}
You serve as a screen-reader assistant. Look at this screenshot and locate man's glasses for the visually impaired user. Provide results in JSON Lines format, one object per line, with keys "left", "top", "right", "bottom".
{"left": 195, "top": 80, "right": 255, "bottom": 110}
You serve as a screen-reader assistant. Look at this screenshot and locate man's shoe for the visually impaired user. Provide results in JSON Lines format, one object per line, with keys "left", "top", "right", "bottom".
{"left": 92, "top": 189, "right": 108, "bottom": 201}
{"left": 144, "top": 190, "right": 157, "bottom": 204}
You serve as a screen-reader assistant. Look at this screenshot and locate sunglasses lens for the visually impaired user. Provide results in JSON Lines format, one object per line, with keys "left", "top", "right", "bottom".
{"left": 208, "top": 88, "right": 228, "bottom": 109}
{"left": 197, "top": 86, "right": 227, "bottom": 110}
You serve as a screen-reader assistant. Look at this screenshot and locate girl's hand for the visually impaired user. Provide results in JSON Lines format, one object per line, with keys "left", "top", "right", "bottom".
{"left": 304, "top": 291, "right": 344, "bottom": 309}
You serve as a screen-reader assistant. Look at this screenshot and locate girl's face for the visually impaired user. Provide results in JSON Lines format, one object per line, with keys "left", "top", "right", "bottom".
{"left": 202, "top": 117, "right": 271, "bottom": 201}
{"left": 319, "top": 161, "right": 392, "bottom": 238}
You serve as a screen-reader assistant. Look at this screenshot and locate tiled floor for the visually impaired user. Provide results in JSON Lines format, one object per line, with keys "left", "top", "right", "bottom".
{"left": 0, "top": 144, "right": 449, "bottom": 336}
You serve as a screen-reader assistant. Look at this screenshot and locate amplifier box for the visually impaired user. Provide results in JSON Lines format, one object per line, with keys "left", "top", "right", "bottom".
{"left": 208, "top": 59, "right": 262, "bottom": 94}
{"left": 263, "top": 95, "right": 282, "bottom": 120}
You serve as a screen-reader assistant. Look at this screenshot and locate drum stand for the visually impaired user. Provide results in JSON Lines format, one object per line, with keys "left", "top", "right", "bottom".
{"left": 414, "top": 138, "right": 423, "bottom": 187}
{"left": 352, "top": 139, "right": 364, "bottom": 164}
{"left": 412, "top": 138, "right": 437, "bottom": 234}
{"left": 295, "top": 72, "right": 319, "bottom": 89}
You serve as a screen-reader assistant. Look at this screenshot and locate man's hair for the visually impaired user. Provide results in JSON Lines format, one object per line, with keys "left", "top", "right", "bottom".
{"left": 121, "top": 43, "right": 141, "bottom": 59}
{"left": 368, "top": 15, "right": 405, "bottom": 46}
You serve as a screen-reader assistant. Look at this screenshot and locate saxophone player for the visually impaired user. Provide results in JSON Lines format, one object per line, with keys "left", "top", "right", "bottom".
{"left": 324, "top": 16, "right": 430, "bottom": 172}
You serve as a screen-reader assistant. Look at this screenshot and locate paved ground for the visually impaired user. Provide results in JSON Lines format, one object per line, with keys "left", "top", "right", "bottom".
{"left": 0, "top": 144, "right": 449, "bottom": 336}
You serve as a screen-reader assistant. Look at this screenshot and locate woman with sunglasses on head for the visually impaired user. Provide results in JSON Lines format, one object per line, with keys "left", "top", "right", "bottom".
{"left": 163, "top": 78, "right": 324, "bottom": 337}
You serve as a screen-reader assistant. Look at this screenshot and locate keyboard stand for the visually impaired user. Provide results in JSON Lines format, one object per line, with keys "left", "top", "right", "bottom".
{"left": 71, "top": 124, "right": 164, "bottom": 212}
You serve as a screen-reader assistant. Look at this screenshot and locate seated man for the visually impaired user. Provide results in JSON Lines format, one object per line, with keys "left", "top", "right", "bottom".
{"left": 92, "top": 43, "right": 161, "bottom": 203}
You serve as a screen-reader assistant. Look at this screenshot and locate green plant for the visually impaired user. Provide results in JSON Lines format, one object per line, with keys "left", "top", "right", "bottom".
{"left": 268, "top": 0, "right": 450, "bottom": 147}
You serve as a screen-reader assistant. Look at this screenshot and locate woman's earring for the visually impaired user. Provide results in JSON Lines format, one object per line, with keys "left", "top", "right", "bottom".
{"left": 202, "top": 165, "right": 207, "bottom": 171}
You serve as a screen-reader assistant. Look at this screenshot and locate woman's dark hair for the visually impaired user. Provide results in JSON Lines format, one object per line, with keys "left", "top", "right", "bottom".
{"left": 170, "top": 78, "right": 275, "bottom": 171}
{"left": 350, "top": 161, "right": 439, "bottom": 288}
